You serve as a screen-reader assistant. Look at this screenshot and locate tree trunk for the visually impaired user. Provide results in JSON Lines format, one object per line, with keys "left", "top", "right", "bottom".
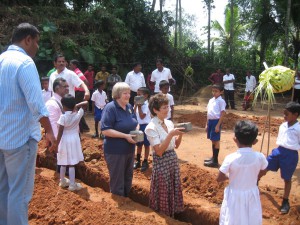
{"left": 151, "top": 0, "right": 156, "bottom": 11}
{"left": 179, "top": 0, "right": 182, "bottom": 48}
{"left": 229, "top": 0, "right": 234, "bottom": 67}
{"left": 174, "top": 0, "right": 178, "bottom": 48}
{"left": 207, "top": 1, "right": 211, "bottom": 56}
{"left": 284, "top": 0, "right": 291, "bottom": 66}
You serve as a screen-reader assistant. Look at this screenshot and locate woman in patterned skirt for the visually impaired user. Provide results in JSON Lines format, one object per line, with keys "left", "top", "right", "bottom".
{"left": 145, "top": 93, "right": 185, "bottom": 217}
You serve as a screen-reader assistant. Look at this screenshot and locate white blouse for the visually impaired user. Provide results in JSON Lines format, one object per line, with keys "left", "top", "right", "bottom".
{"left": 145, "top": 116, "right": 176, "bottom": 151}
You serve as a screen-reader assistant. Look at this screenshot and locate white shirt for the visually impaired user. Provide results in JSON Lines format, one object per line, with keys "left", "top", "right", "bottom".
{"left": 223, "top": 74, "right": 235, "bottom": 90}
{"left": 276, "top": 122, "right": 300, "bottom": 151}
{"left": 166, "top": 93, "right": 174, "bottom": 119}
{"left": 294, "top": 77, "right": 300, "bottom": 89}
{"left": 245, "top": 75, "right": 256, "bottom": 92}
{"left": 151, "top": 67, "right": 173, "bottom": 92}
{"left": 49, "top": 68, "right": 83, "bottom": 97}
{"left": 125, "top": 71, "right": 146, "bottom": 92}
{"left": 207, "top": 96, "right": 226, "bottom": 120}
{"left": 45, "top": 93, "right": 63, "bottom": 137}
{"left": 91, "top": 90, "right": 107, "bottom": 109}
{"left": 145, "top": 117, "right": 176, "bottom": 151}
{"left": 42, "top": 89, "right": 52, "bottom": 103}
{"left": 135, "top": 100, "right": 151, "bottom": 124}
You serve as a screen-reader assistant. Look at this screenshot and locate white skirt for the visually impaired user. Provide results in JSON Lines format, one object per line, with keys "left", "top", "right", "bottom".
{"left": 219, "top": 186, "right": 262, "bottom": 225}
{"left": 57, "top": 132, "right": 84, "bottom": 165}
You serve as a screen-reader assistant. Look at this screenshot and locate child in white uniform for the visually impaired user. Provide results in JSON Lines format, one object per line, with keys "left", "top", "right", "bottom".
{"left": 133, "top": 87, "right": 151, "bottom": 172}
{"left": 217, "top": 120, "right": 268, "bottom": 225}
{"left": 56, "top": 94, "right": 88, "bottom": 191}
{"left": 261, "top": 102, "right": 300, "bottom": 214}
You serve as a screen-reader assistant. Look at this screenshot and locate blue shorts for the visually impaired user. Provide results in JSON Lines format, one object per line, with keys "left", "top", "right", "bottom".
{"left": 136, "top": 124, "right": 150, "bottom": 147}
{"left": 267, "top": 146, "right": 299, "bottom": 181}
{"left": 207, "top": 119, "right": 221, "bottom": 141}
{"left": 94, "top": 107, "right": 103, "bottom": 122}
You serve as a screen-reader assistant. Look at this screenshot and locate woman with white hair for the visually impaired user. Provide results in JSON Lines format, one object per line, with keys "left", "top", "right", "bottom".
{"left": 101, "top": 82, "right": 138, "bottom": 197}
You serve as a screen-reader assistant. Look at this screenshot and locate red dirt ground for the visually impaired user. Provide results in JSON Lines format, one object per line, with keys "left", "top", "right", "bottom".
{"left": 30, "top": 100, "right": 300, "bottom": 225}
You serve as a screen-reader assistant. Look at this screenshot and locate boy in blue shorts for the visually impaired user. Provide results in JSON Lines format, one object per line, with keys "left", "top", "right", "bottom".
{"left": 91, "top": 80, "right": 108, "bottom": 138}
{"left": 204, "top": 84, "right": 226, "bottom": 168}
{"left": 261, "top": 102, "right": 300, "bottom": 214}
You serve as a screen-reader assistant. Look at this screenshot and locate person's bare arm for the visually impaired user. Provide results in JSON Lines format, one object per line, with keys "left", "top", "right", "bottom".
{"left": 152, "top": 128, "right": 184, "bottom": 157}
{"left": 55, "top": 125, "right": 64, "bottom": 153}
{"left": 217, "top": 171, "right": 228, "bottom": 182}
{"left": 79, "top": 82, "right": 90, "bottom": 101}
{"left": 102, "top": 129, "right": 136, "bottom": 144}
{"left": 215, "top": 110, "right": 226, "bottom": 133}
{"left": 39, "top": 117, "right": 56, "bottom": 152}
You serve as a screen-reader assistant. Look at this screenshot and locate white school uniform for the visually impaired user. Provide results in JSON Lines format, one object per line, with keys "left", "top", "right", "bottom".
{"left": 276, "top": 122, "right": 300, "bottom": 151}
{"left": 207, "top": 96, "right": 226, "bottom": 120}
{"left": 135, "top": 100, "right": 151, "bottom": 125}
{"left": 57, "top": 108, "right": 84, "bottom": 166}
{"left": 91, "top": 90, "right": 107, "bottom": 109}
{"left": 223, "top": 74, "right": 235, "bottom": 90}
{"left": 219, "top": 147, "right": 268, "bottom": 225}
{"left": 166, "top": 93, "right": 174, "bottom": 120}
{"left": 42, "top": 89, "right": 52, "bottom": 103}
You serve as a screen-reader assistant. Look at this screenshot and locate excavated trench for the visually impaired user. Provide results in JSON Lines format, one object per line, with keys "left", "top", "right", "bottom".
{"left": 36, "top": 152, "right": 219, "bottom": 225}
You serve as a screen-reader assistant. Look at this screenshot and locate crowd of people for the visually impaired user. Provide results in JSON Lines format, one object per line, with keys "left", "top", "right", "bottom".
{"left": 1, "top": 23, "right": 300, "bottom": 225}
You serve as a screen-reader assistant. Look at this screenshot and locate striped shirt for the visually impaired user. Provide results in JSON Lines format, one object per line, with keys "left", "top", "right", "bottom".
{"left": 0, "top": 45, "right": 49, "bottom": 150}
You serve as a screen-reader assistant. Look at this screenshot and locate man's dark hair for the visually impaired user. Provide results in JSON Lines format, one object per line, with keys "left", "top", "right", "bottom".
{"left": 53, "top": 77, "right": 66, "bottom": 92}
{"left": 111, "top": 65, "right": 118, "bottom": 70}
{"left": 61, "top": 94, "right": 76, "bottom": 110}
{"left": 11, "top": 23, "right": 40, "bottom": 44}
{"left": 54, "top": 54, "right": 65, "bottom": 62}
{"left": 133, "top": 62, "right": 141, "bottom": 68}
{"left": 159, "top": 80, "right": 170, "bottom": 88}
{"left": 156, "top": 59, "right": 163, "bottom": 64}
{"left": 285, "top": 101, "right": 300, "bottom": 117}
{"left": 70, "top": 59, "right": 80, "bottom": 68}
{"left": 234, "top": 120, "right": 258, "bottom": 145}
{"left": 211, "top": 84, "right": 224, "bottom": 92}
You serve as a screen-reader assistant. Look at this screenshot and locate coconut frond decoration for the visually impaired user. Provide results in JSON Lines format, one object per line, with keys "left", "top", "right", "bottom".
{"left": 253, "top": 65, "right": 295, "bottom": 106}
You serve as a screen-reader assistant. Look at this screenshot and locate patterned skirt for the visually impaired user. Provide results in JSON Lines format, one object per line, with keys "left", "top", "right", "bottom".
{"left": 149, "top": 149, "right": 183, "bottom": 217}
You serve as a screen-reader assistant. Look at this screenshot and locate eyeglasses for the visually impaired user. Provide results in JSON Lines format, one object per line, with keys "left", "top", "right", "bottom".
{"left": 60, "top": 85, "right": 69, "bottom": 88}
{"left": 160, "top": 105, "right": 169, "bottom": 110}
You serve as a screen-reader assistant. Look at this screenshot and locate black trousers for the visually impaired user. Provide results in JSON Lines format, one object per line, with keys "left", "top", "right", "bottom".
{"left": 224, "top": 89, "right": 235, "bottom": 109}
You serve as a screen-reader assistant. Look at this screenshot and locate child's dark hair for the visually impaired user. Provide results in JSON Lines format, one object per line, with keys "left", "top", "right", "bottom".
{"left": 138, "top": 87, "right": 150, "bottom": 99}
{"left": 285, "top": 101, "right": 300, "bottom": 117}
{"left": 70, "top": 59, "right": 80, "bottom": 67}
{"left": 61, "top": 94, "right": 76, "bottom": 110}
{"left": 159, "top": 80, "right": 170, "bottom": 88}
{"left": 95, "top": 80, "right": 105, "bottom": 88}
{"left": 41, "top": 76, "right": 49, "bottom": 81}
{"left": 212, "top": 84, "right": 224, "bottom": 92}
{"left": 234, "top": 120, "right": 258, "bottom": 145}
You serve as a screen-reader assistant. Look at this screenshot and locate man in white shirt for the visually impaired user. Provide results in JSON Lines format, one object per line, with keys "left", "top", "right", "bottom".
{"left": 243, "top": 71, "right": 256, "bottom": 110}
{"left": 125, "top": 62, "right": 146, "bottom": 106}
{"left": 223, "top": 68, "right": 236, "bottom": 110}
{"left": 150, "top": 59, "right": 174, "bottom": 94}
{"left": 48, "top": 55, "right": 90, "bottom": 100}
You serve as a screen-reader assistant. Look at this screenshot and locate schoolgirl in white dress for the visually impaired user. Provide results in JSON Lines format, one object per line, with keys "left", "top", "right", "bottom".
{"left": 56, "top": 94, "right": 88, "bottom": 191}
{"left": 217, "top": 121, "right": 268, "bottom": 225}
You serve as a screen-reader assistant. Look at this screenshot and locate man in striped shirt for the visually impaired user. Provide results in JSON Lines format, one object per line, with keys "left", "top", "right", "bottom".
{"left": 0, "top": 23, "right": 56, "bottom": 225}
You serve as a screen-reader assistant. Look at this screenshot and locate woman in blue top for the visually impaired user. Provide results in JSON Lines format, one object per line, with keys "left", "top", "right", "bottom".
{"left": 101, "top": 82, "right": 138, "bottom": 197}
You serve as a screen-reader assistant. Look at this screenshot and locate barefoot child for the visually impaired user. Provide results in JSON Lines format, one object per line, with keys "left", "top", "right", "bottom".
{"left": 56, "top": 94, "right": 88, "bottom": 191}
{"left": 204, "top": 84, "right": 226, "bottom": 168}
{"left": 91, "top": 80, "right": 108, "bottom": 138}
{"left": 260, "top": 102, "right": 300, "bottom": 214}
{"left": 217, "top": 120, "right": 268, "bottom": 225}
{"left": 133, "top": 87, "right": 151, "bottom": 172}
